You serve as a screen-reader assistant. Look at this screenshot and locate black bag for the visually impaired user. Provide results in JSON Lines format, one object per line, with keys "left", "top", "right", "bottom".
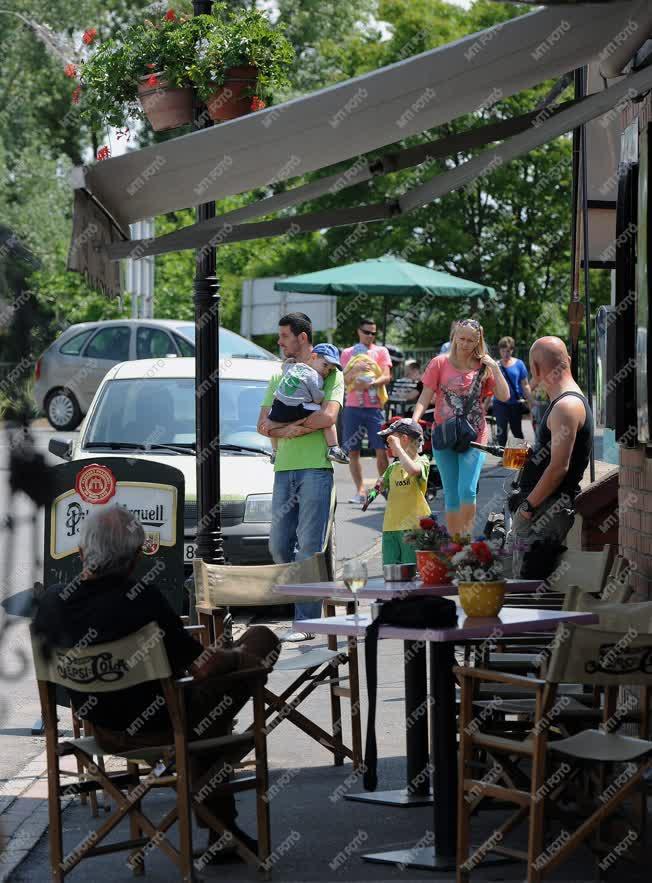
{"left": 432, "top": 366, "right": 486, "bottom": 453}
{"left": 500, "top": 365, "right": 529, "bottom": 415}
{"left": 363, "top": 596, "right": 457, "bottom": 791}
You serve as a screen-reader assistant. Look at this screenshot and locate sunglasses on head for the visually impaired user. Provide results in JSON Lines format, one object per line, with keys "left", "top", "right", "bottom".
{"left": 458, "top": 319, "right": 480, "bottom": 330}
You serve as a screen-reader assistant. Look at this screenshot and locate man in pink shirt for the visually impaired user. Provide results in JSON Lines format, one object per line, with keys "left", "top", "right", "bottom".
{"left": 341, "top": 318, "right": 392, "bottom": 503}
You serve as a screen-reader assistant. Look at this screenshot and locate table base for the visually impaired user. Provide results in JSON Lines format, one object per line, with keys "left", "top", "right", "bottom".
{"left": 344, "top": 788, "right": 433, "bottom": 807}
{"left": 363, "top": 845, "right": 510, "bottom": 871}
{"left": 363, "top": 846, "right": 455, "bottom": 871}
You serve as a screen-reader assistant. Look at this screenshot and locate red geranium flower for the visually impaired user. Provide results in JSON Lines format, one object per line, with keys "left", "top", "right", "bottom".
{"left": 471, "top": 541, "right": 492, "bottom": 563}
{"left": 64, "top": 63, "right": 77, "bottom": 78}
{"left": 71, "top": 85, "right": 81, "bottom": 104}
{"left": 146, "top": 74, "right": 159, "bottom": 87}
{"left": 82, "top": 28, "right": 97, "bottom": 45}
{"left": 165, "top": 9, "right": 176, "bottom": 21}
{"left": 419, "top": 517, "right": 435, "bottom": 530}
{"left": 96, "top": 146, "right": 110, "bottom": 161}
{"left": 250, "top": 96, "right": 266, "bottom": 112}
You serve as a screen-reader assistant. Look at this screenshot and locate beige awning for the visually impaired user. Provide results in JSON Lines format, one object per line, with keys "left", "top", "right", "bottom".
{"left": 68, "top": 0, "right": 652, "bottom": 294}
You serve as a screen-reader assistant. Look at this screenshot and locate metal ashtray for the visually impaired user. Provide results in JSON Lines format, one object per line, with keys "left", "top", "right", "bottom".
{"left": 383, "top": 563, "right": 417, "bottom": 582}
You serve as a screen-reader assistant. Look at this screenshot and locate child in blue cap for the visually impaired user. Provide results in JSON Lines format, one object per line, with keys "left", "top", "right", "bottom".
{"left": 267, "top": 342, "right": 349, "bottom": 464}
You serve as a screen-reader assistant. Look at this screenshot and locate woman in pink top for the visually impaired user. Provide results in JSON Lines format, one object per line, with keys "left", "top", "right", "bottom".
{"left": 413, "top": 319, "right": 510, "bottom": 536}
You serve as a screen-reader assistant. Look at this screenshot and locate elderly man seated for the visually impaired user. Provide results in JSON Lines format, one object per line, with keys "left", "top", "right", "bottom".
{"left": 33, "top": 505, "right": 280, "bottom": 860}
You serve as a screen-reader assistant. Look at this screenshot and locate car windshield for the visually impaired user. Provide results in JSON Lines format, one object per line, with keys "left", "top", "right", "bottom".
{"left": 175, "top": 326, "right": 277, "bottom": 361}
{"left": 84, "top": 378, "right": 272, "bottom": 453}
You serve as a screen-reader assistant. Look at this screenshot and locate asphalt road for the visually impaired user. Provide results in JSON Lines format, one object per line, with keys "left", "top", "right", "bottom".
{"left": 0, "top": 423, "right": 518, "bottom": 794}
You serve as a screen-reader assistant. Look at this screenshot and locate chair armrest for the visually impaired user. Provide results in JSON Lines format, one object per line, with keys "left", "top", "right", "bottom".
{"left": 453, "top": 665, "right": 546, "bottom": 690}
{"left": 183, "top": 625, "right": 206, "bottom": 634}
{"left": 177, "top": 665, "right": 269, "bottom": 690}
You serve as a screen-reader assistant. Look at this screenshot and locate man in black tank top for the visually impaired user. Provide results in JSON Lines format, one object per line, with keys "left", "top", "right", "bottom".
{"left": 511, "top": 337, "right": 594, "bottom": 579}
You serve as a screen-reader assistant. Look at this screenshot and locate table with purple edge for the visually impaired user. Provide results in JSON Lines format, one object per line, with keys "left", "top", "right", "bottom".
{"left": 274, "top": 578, "right": 543, "bottom": 808}
{"left": 291, "top": 605, "right": 598, "bottom": 872}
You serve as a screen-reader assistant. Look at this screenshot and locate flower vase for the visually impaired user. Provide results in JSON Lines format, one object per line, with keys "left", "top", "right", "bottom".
{"left": 416, "top": 550, "right": 451, "bottom": 586}
{"left": 137, "top": 75, "right": 193, "bottom": 131}
{"left": 458, "top": 580, "right": 506, "bottom": 617}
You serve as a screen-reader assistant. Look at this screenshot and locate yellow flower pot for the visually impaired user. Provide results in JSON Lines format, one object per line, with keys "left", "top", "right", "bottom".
{"left": 458, "top": 581, "right": 506, "bottom": 617}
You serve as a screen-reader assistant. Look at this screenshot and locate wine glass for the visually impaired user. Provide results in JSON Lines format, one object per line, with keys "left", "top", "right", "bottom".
{"left": 342, "top": 560, "right": 368, "bottom": 622}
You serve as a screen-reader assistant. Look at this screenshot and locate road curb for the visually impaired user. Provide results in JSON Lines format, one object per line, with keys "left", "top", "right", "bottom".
{"left": 0, "top": 750, "right": 74, "bottom": 881}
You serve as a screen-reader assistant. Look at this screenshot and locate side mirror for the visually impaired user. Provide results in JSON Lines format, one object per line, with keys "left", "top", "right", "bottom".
{"left": 49, "top": 438, "right": 73, "bottom": 461}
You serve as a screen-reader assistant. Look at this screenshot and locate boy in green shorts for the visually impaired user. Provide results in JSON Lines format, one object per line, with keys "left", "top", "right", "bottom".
{"left": 376, "top": 419, "right": 431, "bottom": 564}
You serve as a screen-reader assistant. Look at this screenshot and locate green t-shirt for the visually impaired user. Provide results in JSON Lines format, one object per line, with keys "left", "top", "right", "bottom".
{"left": 262, "top": 368, "right": 344, "bottom": 471}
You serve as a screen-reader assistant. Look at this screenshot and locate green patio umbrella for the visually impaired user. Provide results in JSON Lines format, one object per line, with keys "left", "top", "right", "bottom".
{"left": 273, "top": 255, "right": 494, "bottom": 341}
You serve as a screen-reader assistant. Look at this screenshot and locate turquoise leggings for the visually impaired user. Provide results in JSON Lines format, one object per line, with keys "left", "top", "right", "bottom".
{"left": 432, "top": 447, "right": 486, "bottom": 512}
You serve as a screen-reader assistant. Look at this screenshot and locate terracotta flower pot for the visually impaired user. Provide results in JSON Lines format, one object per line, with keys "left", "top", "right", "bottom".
{"left": 205, "top": 65, "right": 260, "bottom": 122}
{"left": 137, "top": 75, "right": 193, "bottom": 131}
{"left": 458, "top": 580, "right": 506, "bottom": 617}
{"left": 415, "top": 550, "right": 451, "bottom": 586}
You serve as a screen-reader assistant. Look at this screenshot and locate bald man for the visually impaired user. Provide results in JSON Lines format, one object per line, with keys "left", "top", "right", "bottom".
{"left": 510, "top": 337, "right": 594, "bottom": 579}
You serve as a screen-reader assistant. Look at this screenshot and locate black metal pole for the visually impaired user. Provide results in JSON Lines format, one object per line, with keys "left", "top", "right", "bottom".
{"left": 569, "top": 69, "right": 582, "bottom": 381}
{"left": 193, "top": 0, "right": 224, "bottom": 565}
{"left": 579, "top": 66, "right": 596, "bottom": 483}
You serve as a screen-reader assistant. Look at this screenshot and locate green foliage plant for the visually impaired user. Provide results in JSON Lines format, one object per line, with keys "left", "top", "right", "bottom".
{"left": 79, "top": 5, "right": 294, "bottom": 130}
{"left": 186, "top": 3, "right": 294, "bottom": 102}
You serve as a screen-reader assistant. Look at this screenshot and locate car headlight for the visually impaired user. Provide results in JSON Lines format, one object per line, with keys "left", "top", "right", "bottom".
{"left": 244, "top": 494, "right": 273, "bottom": 523}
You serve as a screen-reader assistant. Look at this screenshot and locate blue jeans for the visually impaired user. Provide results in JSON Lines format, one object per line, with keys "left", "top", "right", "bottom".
{"left": 269, "top": 468, "right": 333, "bottom": 622}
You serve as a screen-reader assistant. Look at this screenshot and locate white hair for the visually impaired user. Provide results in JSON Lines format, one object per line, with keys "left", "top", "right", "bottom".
{"left": 79, "top": 505, "right": 145, "bottom": 576}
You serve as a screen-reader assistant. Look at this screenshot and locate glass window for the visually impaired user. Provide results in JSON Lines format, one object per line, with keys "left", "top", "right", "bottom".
{"left": 59, "top": 329, "right": 94, "bottom": 355}
{"left": 175, "top": 325, "right": 277, "bottom": 360}
{"left": 172, "top": 333, "right": 195, "bottom": 357}
{"left": 84, "top": 326, "right": 131, "bottom": 361}
{"left": 84, "top": 377, "right": 272, "bottom": 452}
{"left": 137, "top": 327, "right": 178, "bottom": 359}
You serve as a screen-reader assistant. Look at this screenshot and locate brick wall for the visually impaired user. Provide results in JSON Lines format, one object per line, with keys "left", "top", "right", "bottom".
{"left": 619, "top": 446, "right": 652, "bottom": 601}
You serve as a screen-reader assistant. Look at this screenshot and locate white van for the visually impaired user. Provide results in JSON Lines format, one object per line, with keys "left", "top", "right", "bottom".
{"left": 49, "top": 356, "right": 285, "bottom": 573}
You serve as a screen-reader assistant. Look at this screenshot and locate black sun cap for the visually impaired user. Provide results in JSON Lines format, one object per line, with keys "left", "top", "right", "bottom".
{"left": 377, "top": 418, "right": 423, "bottom": 441}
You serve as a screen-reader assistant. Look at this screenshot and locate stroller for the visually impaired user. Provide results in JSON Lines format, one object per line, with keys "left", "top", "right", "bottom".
{"left": 382, "top": 379, "right": 443, "bottom": 503}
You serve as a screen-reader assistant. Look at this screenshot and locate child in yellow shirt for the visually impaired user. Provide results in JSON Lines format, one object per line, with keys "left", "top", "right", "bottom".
{"left": 377, "top": 419, "right": 431, "bottom": 565}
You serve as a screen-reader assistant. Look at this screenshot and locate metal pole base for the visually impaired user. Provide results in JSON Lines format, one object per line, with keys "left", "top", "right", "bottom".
{"left": 345, "top": 788, "right": 432, "bottom": 807}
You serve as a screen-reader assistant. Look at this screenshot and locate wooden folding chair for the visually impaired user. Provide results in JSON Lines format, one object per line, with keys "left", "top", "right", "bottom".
{"left": 194, "top": 553, "right": 363, "bottom": 770}
{"left": 32, "top": 621, "right": 272, "bottom": 882}
{"left": 456, "top": 622, "right": 652, "bottom": 883}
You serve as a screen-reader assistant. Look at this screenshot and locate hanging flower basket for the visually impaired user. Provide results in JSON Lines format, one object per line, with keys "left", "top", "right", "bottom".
{"left": 205, "top": 65, "right": 260, "bottom": 122}
{"left": 137, "top": 74, "right": 193, "bottom": 131}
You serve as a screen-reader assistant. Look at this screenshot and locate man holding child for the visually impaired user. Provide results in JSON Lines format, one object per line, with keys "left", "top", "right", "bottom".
{"left": 257, "top": 313, "right": 344, "bottom": 642}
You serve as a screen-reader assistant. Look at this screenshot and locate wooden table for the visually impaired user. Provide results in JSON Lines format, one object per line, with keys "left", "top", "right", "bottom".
{"left": 275, "top": 578, "right": 541, "bottom": 808}
{"left": 293, "top": 606, "right": 598, "bottom": 871}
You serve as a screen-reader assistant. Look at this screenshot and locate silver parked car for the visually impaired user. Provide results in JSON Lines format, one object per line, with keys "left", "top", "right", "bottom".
{"left": 34, "top": 319, "right": 275, "bottom": 430}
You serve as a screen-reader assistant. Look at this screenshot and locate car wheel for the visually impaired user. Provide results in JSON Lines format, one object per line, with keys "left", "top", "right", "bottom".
{"left": 45, "top": 389, "right": 82, "bottom": 431}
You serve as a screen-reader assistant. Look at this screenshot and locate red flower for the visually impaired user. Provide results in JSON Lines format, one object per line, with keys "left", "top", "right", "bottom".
{"left": 146, "top": 74, "right": 159, "bottom": 87}
{"left": 71, "top": 85, "right": 81, "bottom": 104}
{"left": 82, "top": 28, "right": 97, "bottom": 45}
{"left": 96, "top": 146, "right": 110, "bottom": 161}
{"left": 250, "top": 96, "right": 266, "bottom": 112}
{"left": 419, "top": 517, "right": 435, "bottom": 530}
{"left": 446, "top": 542, "right": 463, "bottom": 554}
{"left": 471, "top": 541, "right": 492, "bottom": 564}
{"left": 165, "top": 9, "right": 176, "bottom": 21}
{"left": 64, "top": 63, "right": 77, "bottom": 78}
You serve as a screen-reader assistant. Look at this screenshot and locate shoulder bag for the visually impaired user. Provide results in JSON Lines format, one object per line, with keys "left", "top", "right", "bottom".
{"left": 431, "top": 365, "right": 486, "bottom": 453}
{"left": 363, "top": 596, "right": 457, "bottom": 791}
